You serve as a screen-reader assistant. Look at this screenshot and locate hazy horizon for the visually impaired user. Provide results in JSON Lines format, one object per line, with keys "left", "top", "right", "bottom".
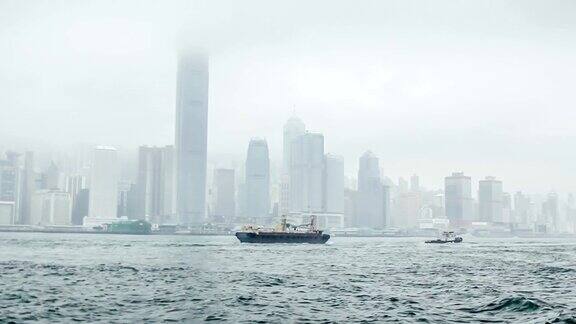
{"left": 1, "top": 0, "right": 575, "bottom": 193}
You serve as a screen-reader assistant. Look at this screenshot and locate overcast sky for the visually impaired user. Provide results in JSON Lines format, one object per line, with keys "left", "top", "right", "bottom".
{"left": 0, "top": 0, "right": 575, "bottom": 193}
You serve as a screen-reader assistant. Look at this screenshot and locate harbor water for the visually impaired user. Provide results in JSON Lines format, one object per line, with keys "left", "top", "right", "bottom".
{"left": 1, "top": 233, "right": 575, "bottom": 323}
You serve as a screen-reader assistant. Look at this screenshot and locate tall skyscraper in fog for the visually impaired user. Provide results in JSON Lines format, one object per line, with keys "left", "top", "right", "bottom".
{"left": 478, "top": 176, "right": 503, "bottom": 223}
{"left": 245, "top": 139, "right": 270, "bottom": 223}
{"left": 323, "top": 154, "right": 344, "bottom": 213}
{"left": 445, "top": 172, "right": 473, "bottom": 226}
{"left": 87, "top": 146, "right": 118, "bottom": 222}
{"left": 213, "top": 168, "right": 235, "bottom": 222}
{"left": 19, "top": 151, "right": 34, "bottom": 225}
{"left": 175, "top": 51, "right": 209, "bottom": 225}
{"left": 357, "top": 151, "right": 386, "bottom": 228}
{"left": 290, "top": 133, "right": 324, "bottom": 213}
{"left": 137, "top": 146, "right": 176, "bottom": 224}
{"left": 281, "top": 116, "right": 306, "bottom": 215}
{"left": 0, "top": 152, "right": 20, "bottom": 225}
{"left": 283, "top": 116, "right": 306, "bottom": 175}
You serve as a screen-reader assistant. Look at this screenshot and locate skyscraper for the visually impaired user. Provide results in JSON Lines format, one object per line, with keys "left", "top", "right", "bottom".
{"left": 323, "top": 154, "right": 344, "bottom": 213}
{"left": 445, "top": 172, "right": 473, "bottom": 226}
{"left": 137, "top": 146, "right": 176, "bottom": 224}
{"left": 30, "top": 190, "right": 72, "bottom": 225}
{"left": 542, "top": 192, "right": 559, "bottom": 232}
{"left": 410, "top": 174, "right": 420, "bottom": 192}
{"left": 213, "top": 168, "right": 235, "bottom": 223}
{"left": 19, "top": 151, "right": 34, "bottom": 225}
{"left": 86, "top": 146, "right": 118, "bottom": 223}
{"left": 175, "top": 50, "right": 209, "bottom": 225}
{"left": 0, "top": 152, "right": 20, "bottom": 224}
{"left": 281, "top": 116, "right": 305, "bottom": 214}
{"left": 513, "top": 191, "right": 530, "bottom": 224}
{"left": 245, "top": 139, "right": 270, "bottom": 223}
{"left": 283, "top": 116, "right": 306, "bottom": 175}
{"left": 357, "top": 151, "right": 386, "bottom": 228}
{"left": 478, "top": 176, "right": 503, "bottom": 223}
{"left": 289, "top": 133, "right": 324, "bottom": 213}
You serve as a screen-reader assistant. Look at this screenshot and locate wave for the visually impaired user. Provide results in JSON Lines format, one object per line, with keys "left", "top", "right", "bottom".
{"left": 463, "top": 296, "right": 550, "bottom": 313}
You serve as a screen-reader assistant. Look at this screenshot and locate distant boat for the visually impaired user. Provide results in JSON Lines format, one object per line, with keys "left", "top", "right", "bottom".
{"left": 236, "top": 215, "right": 330, "bottom": 244}
{"left": 425, "top": 231, "right": 463, "bottom": 244}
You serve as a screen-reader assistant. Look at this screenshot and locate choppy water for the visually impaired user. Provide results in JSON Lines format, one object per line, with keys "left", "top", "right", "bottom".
{"left": 1, "top": 233, "right": 575, "bottom": 323}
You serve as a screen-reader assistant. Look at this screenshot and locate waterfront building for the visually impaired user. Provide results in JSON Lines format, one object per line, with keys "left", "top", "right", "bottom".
{"left": 323, "top": 154, "right": 344, "bottom": 213}
{"left": 542, "top": 192, "right": 559, "bottom": 232}
{"left": 213, "top": 168, "right": 235, "bottom": 223}
{"left": 478, "top": 176, "right": 503, "bottom": 223}
{"left": 357, "top": 151, "right": 387, "bottom": 228}
{"left": 0, "top": 201, "right": 15, "bottom": 225}
{"left": 514, "top": 191, "right": 531, "bottom": 224}
{"left": 175, "top": 50, "right": 209, "bottom": 225}
{"left": 86, "top": 146, "right": 118, "bottom": 224}
{"left": 137, "top": 146, "right": 176, "bottom": 224}
{"left": 445, "top": 172, "right": 473, "bottom": 226}
{"left": 289, "top": 133, "right": 324, "bottom": 213}
{"left": 245, "top": 139, "right": 270, "bottom": 223}
{"left": 410, "top": 174, "right": 420, "bottom": 192}
{"left": 0, "top": 152, "right": 20, "bottom": 224}
{"left": 19, "top": 151, "right": 34, "bottom": 225}
{"left": 31, "top": 190, "right": 72, "bottom": 225}
{"left": 281, "top": 116, "right": 306, "bottom": 214}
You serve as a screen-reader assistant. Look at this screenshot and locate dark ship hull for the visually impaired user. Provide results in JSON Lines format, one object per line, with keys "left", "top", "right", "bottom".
{"left": 236, "top": 231, "right": 330, "bottom": 244}
{"left": 425, "top": 237, "right": 463, "bottom": 244}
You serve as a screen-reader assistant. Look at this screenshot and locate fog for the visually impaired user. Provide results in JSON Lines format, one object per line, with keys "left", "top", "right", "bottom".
{"left": 1, "top": 0, "right": 575, "bottom": 193}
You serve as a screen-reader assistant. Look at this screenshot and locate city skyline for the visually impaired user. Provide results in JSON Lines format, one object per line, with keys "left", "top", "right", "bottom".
{"left": 1, "top": 0, "right": 575, "bottom": 194}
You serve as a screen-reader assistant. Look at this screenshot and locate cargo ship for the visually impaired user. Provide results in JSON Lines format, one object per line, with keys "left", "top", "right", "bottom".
{"left": 236, "top": 215, "right": 330, "bottom": 244}
{"left": 425, "top": 231, "right": 463, "bottom": 244}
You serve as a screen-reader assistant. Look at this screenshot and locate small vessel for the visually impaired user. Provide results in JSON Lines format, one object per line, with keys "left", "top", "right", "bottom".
{"left": 105, "top": 220, "right": 152, "bottom": 235}
{"left": 425, "top": 231, "right": 463, "bottom": 244}
{"left": 236, "top": 215, "right": 330, "bottom": 244}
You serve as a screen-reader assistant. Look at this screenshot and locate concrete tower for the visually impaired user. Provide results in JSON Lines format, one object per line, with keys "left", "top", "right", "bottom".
{"left": 175, "top": 51, "right": 209, "bottom": 225}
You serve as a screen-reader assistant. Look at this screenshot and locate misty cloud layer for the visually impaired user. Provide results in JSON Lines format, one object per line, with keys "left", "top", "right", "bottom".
{"left": 1, "top": 0, "right": 575, "bottom": 193}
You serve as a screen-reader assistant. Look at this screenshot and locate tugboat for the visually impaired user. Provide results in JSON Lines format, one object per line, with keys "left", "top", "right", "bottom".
{"left": 236, "top": 215, "right": 330, "bottom": 244}
{"left": 425, "top": 231, "right": 463, "bottom": 244}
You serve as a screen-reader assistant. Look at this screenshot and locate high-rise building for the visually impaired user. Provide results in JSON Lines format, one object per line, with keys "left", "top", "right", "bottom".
{"left": 45, "top": 161, "right": 61, "bottom": 190}
{"left": 19, "top": 151, "right": 34, "bottom": 225}
{"left": 137, "top": 146, "right": 176, "bottom": 224}
{"left": 0, "top": 152, "right": 20, "bottom": 224}
{"left": 71, "top": 188, "right": 89, "bottom": 225}
{"left": 445, "top": 172, "right": 473, "bottom": 226}
{"left": 86, "top": 146, "right": 118, "bottom": 224}
{"left": 245, "top": 139, "right": 270, "bottom": 223}
{"left": 398, "top": 177, "right": 408, "bottom": 193}
{"left": 357, "top": 151, "right": 386, "bottom": 228}
{"left": 323, "top": 154, "right": 344, "bottom": 213}
{"left": 513, "top": 191, "right": 530, "bottom": 224}
{"left": 394, "top": 192, "right": 422, "bottom": 228}
{"left": 281, "top": 116, "right": 305, "bottom": 214}
{"left": 283, "top": 116, "right": 306, "bottom": 175}
{"left": 175, "top": 51, "right": 209, "bottom": 225}
{"left": 30, "top": 190, "right": 72, "bottom": 225}
{"left": 542, "top": 192, "right": 559, "bottom": 232}
{"left": 478, "top": 176, "right": 503, "bottom": 223}
{"left": 289, "top": 133, "right": 324, "bottom": 213}
{"left": 410, "top": 174, "right": 420, "bottom": 192}
{"left": 0, "top": 201, "right": 16, "bottom": 225}
{"left": 213, "top": 168, "right": 235, "bottom": 223}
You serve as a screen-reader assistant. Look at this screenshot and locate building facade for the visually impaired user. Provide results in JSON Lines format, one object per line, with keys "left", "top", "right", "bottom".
{"left": 289, "top": 133, "right": 324, "bottom": 213}
{"left": 175, "top": 51, "right": 209, "bottom": 225}
{"left": 245, "top": 139, "right": 270, "bottom": 223}
{"left": 86, "top": 146, "right": 118, "bottom": 223}
{"left": 445, "top": 172, "right": 473, "bottom": 226}
{"left": 478, "top": 176, "right": 503, "bottom": 223}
